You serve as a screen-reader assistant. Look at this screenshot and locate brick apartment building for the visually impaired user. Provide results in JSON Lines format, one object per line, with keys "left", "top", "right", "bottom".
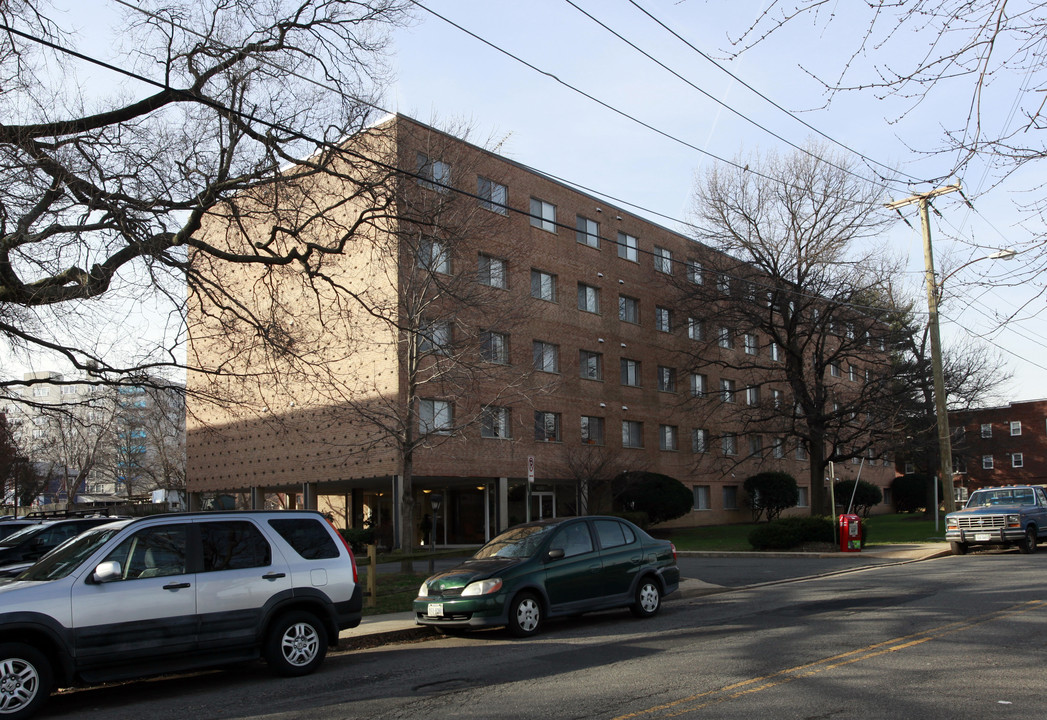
{"left": 186, "top": 114, "right": 894, "bottom": 547}
{"left": 949, "top": 399, "right": 1047, "bottom": 496}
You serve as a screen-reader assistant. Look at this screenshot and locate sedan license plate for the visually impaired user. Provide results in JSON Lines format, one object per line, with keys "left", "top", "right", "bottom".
{"left": 975, "top": 533, "right": 991, "bottom": 542}
{"left": 427, "top": 603, "right": 444, "bottom": 617}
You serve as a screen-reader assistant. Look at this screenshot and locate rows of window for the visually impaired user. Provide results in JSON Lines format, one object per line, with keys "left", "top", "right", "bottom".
{"left": 692, "top": 484, "right": 810, "bottom": 512}
{"left": 981, "top": 453, "right": 1025, "bottom": 470}
{"left": 978, "top": 421, "right": 1024, "bottom": 438}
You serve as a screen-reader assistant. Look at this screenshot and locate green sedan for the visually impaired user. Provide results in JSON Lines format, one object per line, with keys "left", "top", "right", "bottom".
{"left": 414, "top": 516, "right": 680, "bottom": 637}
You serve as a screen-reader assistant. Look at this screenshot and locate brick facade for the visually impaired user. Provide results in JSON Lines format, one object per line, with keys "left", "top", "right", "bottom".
{"left": 951, "top": 399, "right": 1047, "bottom": 493}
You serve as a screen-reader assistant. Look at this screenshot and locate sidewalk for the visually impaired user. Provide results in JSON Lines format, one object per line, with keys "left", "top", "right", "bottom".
{"left": 339, "top": 543, "right": 949, "bottom": 649}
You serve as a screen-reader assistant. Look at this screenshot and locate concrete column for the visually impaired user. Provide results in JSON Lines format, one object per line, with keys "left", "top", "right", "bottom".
{"left": 188, "top": 492, "right": 203, "bottom": 512}
{"left": 391, "top": 475, "right": 402, "bottom": 550}
{"left": 301, "top": 482, "right": 317, "bottom": 510}
{"left": 497, "top": 477, "right": 509, "bottom": 533}
{"left": 250, "top": 487, "right": 264, "bottom": 509}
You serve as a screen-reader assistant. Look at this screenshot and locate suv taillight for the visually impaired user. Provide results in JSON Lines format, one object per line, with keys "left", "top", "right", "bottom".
{"left": 328, "top": 520, "right": 359, "bottom": 584}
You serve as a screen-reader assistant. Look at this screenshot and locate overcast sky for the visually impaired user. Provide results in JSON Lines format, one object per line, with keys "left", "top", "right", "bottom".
{"left": 388, "top": 0, "right": 1046, "bottom": 402}
{"left": 5, "top": 0, "right": 1044, "bottom": 404}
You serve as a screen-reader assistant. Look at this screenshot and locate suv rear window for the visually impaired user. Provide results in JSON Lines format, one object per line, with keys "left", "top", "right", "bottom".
{"left": 268, "top": 518, "right": 339, "bottom": 560}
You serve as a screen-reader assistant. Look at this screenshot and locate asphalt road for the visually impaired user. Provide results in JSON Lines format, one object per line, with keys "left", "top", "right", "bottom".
{"left": 44, "top": 550, "right": 1047, "bottom": 720}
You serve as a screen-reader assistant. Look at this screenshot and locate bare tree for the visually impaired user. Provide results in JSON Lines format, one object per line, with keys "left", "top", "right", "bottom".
{"left": 684, "top": 144, "right": 904, "bottom": 515}
{"left": 0, "top": 0, "right": 409, "bottom": 402}
{"left": 556, "top": 444, "right": 645, "bottom": 516}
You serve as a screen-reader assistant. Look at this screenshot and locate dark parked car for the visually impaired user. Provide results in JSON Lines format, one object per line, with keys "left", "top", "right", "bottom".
{"left": 0, "top": 519, "right": 42, "bottom": 541}
{"left": 414, "top": 516, "right": 679, "bottom": 637}
{"left": 945, "top": 485, "right": 1047, "bottom": 554}
{"left": 0, "top": 516, "right": 118, "bottom": 568}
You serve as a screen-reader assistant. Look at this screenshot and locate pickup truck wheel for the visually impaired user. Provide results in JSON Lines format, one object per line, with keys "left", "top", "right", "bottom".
{"left": 0, "top": 643, "right": 52, "bottom": 720}
{"left": 264, "top": 611, "right": 328, "bottom": 676}
{"left": 950, "top": 542, "right": 968, "bottom": 556}
{"left": 1019, "top": 527, "right": 1037, "bottom": 554}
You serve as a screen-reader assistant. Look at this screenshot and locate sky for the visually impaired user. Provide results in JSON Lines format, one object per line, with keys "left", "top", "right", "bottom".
{"left": 386, "top": 0, "right": 1047, "bottom": 403}
{"left": 3, "top": 0, "right": 1044, "bottom": 404}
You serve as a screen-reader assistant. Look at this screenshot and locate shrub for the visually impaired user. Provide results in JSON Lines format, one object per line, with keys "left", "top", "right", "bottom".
{"left": 748, "top": 516, "right": 835, "bottom": 550}
{"left": 833, "top": 479, "right": 883, "bottom": 518}
{"left": 616, "top": 472, "right": 694, "bottom": 525}
{"left": 891, "top": 473, "right": 940, "bottom": 513}
{"left": 743, "top": 471, "right": 800, "bottom": 522}
{"left": 339, "top": 527, "right": 376, "bottom": 553}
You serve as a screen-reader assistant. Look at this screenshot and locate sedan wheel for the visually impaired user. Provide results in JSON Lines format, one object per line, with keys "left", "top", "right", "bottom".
{"left": 631, "top": 579, "right": 661, "bottom": 618}
{"left": 0, "top": 643, "right": 51, "bottom": 720}
{"left": 508, "top": 592, "right": 542, "bottom": 637}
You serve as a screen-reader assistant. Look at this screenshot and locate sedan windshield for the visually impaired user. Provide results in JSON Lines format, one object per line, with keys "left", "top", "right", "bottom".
{"left": 474, "top": 524, "right": 558, "bottom": 559}
{"left": 17, "top": 527, "right": 123, "bottom": 582}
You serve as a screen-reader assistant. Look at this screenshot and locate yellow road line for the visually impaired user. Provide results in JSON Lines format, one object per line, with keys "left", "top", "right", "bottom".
{"left": 612, "top": 600, "right": 1046, "bottom": 720}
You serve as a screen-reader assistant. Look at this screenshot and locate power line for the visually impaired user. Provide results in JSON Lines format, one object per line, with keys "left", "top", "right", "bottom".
{"left": 620, "top": 0, "right": 925, "bottom": 187}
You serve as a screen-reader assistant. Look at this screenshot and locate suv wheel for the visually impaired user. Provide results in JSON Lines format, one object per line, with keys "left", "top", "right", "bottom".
{"left": 264, "top": 612, "right": 328, "bottom": 676}
{"left": 0, "top": 643, "right": 51, "bottom": 720}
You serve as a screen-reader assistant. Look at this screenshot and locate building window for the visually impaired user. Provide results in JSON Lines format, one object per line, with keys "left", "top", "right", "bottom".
{"left": 418, "top": 320, "right": 452, "bottom": 355}
{"left": 581, "top": 415, "right": 604, "bottom": 445}
{"left": 718, "top": 327, "right": 733, "bottom": 349}
{"left": 722, "top": 433, "right": 737, "bottom": 456}
{"left": 535, "top": 411, "right": 561, "bottom": 442}
{"left": 32, "top": 386, "right": 49, "bottom": 397}
{"left": 617, "top": 232, "right": 638, "bottom": 262}
{"left": 659, "top": 425, "right": 678, "bottom": 451}
{"left": 797, "top": 487, "right": 809, "bottom": 507}
{"left": 771, "top": 389, "right": 784, "bottom": 408}
{"left": 477, "top": 254, "right": 507, "bottom": 289}
{"left": 720, "top": 378, "right": 736, "bottom": 403}
{"left": 657, "top": 366, "right": 677, "bottom": 392}
{"left": 620, "top": 358, "right": 641, "bottom": 387}
{"left": 904, "top": 462, "right": 916, "bottom": 475}
{"left": 686, "top": 260, "right": 704, "bottom": 285}
{"left": 690, "top": 373, "right": 707, "bottom": 397}
{"left": 723, "top": 485, "right": 739, "bottom": 509}
{"left": 619, "top": 295, "right": 640, "bottom": 324}
{"left": 694, "top": 485, "right": 711, "bottom": 510}
{"left": 481, "top": 406, "right": 511, "bottom": 438}
{"left": 770, "top": 343, "right": 781, "bottom": 362}
{"left": 796, "top": 443, "right": 808, "bottom": 461}
{"left": 1013, "top": 453, "right": 1024, "bottom": 468}
{"left": 772, "top": 437, "right": 785, "bottom": 458}
{"left": 533, "top": 341, "right": 560, "bottom": 373}
{"left": 531, "top": 269, "right": 557, "bottom": 302}
{"left": 580, "top": 350, "right": 603, "bottom": 381}
{"left": 529, "top": 197, "right": 557, "bottom": 233}
{"left": 654, "top": 246, "right": 673, "bottom": 274}
{"left": 830, "top": 362, "right": 841, "bottom": 378}
{"left": 655, "top": 306, "right": 672, "bottom": 332}
{"left": 60, "top": 385, "right": 77, "bottom": 395}
{"left": 417, "top": 153, "right": 451, "bottom": 191}
{"left": 982, "top": 455, "right": 994, "bottom": 470}
{"left": 692, "top": 428, "right": 708, "bottom": 453}
{"left": 577, "top": 283, "right": 600, "bottom": 313}
{"left": 744, "top": 333, "right": 758, "bottom": 355}
{"left": 749, "top": 435, "right": 763, "bottom": 457}
{"left": 480, "top": 331, "right": 509, "bottom": 364}
{"left": 717, "top": 273, "right": 731, "bottom": 296}
{"left": 981, "top": 423, "right": 992, "bottom": 438}
{"left": 419, "top": 399, "right": 452, "bottom": 434}
{"left": 745, "top": 386, "right": 760, "bottom": 406}
{"left": 849, "top": 364, "right": 858, "bottom": 382}
{"left": 576, "top": 215, "right": 599, "bottom": 248}
{"left": 477, "top": 176, "right": 507, "bottom": 214}
{"left": 1010, "top": 421, "right": 1022, "bottom": 436}
{"left": 687, "top": 317, "right": 703, "bottom": 341}
{"left": 417, "top": 238, "right": 450, "bottom": 274}
{"left": 622, "top": 420, "right": 644, "bottom": 448}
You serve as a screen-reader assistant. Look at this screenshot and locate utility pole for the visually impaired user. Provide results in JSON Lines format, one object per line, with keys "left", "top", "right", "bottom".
{"left": 886, "top": 182, "right": 961, "bottom": 514}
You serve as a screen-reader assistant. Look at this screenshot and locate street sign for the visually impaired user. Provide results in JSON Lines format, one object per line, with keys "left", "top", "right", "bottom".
{"left": 527, "top": 456, "right": 535, "bottom": 483}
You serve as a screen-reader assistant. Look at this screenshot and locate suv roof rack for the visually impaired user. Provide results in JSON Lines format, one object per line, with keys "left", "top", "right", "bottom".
{"left": 22, "top": 508, "right": 114, "bottom": 519}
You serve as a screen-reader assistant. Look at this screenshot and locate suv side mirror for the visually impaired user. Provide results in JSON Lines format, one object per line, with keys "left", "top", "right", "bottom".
{"left": 92, "top": 560, "right": 122, "bottom": 584}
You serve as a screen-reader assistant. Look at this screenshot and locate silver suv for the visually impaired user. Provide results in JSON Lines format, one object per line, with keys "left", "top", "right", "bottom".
{"left": 0, "top": 510, "right": 362, "bottom": 719}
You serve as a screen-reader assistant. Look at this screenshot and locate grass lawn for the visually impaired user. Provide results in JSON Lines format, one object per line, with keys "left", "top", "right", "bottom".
{"left": 661, "top": 512, "right": 948, "bottom": 552}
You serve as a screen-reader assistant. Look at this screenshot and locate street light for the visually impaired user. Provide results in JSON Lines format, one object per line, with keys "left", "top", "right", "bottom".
{"left": 925, "top": 247, "right": 1016, "bottom": 513}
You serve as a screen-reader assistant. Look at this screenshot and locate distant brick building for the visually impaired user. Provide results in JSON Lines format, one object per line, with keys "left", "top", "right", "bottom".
{"left": 186, "top": 115, "right": 895, "bottom": 546}
{"left": 950, "top": 399, "right": 1047, "bottom": 495}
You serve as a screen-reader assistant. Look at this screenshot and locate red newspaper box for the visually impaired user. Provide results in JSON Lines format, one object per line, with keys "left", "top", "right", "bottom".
{"left": 838, "top": 513, "right": 862, "bottom": 552}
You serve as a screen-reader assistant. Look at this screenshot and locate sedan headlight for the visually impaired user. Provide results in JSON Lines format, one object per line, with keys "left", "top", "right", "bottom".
{"left": 418, "top": 580, "right": 430, "bottom": 597}
{"left": 461, "top": 578, "right": 503, "bottom": 596}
